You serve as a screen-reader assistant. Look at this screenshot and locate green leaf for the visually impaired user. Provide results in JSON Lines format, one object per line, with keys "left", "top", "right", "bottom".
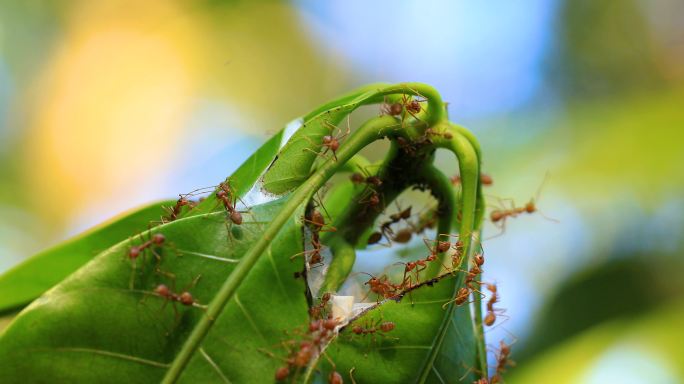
{"left": 0, "top": 200, "right": 175, "bottom": 312}
{"left": 263, "top": 83, "right": 445, "bottom": 194}
{"left": 318, "top": 277, "right": 477, "bottom": 383}
{"left": 0, "top": 197, "right": 308, "bottom": 383}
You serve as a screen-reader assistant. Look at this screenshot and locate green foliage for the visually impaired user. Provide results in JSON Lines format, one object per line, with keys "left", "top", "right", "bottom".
{"left": 0, "top": 83, "right": 489, "bottom": 383}
{"left": 0, "top": 200, "right": 175, "bottom": 313}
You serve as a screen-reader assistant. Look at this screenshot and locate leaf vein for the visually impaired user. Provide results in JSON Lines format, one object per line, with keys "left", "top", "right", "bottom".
{"left": 30, "top": 347, "right": 169, "bottom": 368}
{"left": 176, "top": 249, "right": 240, "bottom": 263}
{"left": 234, "top": 293, "right": 267, "bottom": 343}
{"left": 200, "top": 347, "right": 232, "bottom": 384}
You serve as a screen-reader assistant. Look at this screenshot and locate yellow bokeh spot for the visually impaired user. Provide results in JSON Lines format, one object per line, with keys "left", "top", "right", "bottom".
{"left": 25, "top": 1, "right": 200, "bottom": 221}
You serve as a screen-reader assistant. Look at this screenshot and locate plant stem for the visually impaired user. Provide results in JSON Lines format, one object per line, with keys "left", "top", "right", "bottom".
{"left": 418, "top": 128, "right": 483, "bottom": 382}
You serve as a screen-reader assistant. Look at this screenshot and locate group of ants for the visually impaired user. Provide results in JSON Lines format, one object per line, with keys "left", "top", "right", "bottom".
{"left": 120, "top": 96, "right": 552, "bottom": 383}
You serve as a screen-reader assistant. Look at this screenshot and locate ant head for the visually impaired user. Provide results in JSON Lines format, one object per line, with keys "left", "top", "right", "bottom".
{"left": 179, "top": 291, "right": 194, "bottom": 306}
{"left": 275, "top": 366, "right": 290, "bottom": 381}
{"left": 369, "top": 194, "right": 380, "bottom": 205}
{"left": 323, "top": 318, "right": 337, "bottom": 330}
{"left": 350, "top": 173, "right": 364, "bottom": 184}
{"left": 480, "top": 173, "right": 493, "bottom": 186}
{"left": 352, "top": 325, "right": 363, "bottom": 335}
{"left": 329, "top": 372, "right": 343, "bottom": 384}
{"left": 152, "top": 233, "right": 165, "bottom": 245}
{"left": 216, "top": 189, "right": 227, "bottom": 199}
{"left": 473, "top": 253, "right": 485, "bottom": 267}
{"left": 154, "top": 284, "right": 170, "bottom": 297}
{"left": 308, "top": 320, "right": 321, "bottom": 332}
{"left": 407, "top": 99, "right": 422, "bottom": 113}
{"left": 406, "top": 261, "right": 416, "bottom": 271}
{"left": 525, "top": 201, "right": 536, "bottom": 213}
{"left": 128, "top": 246, "right": 141, "bottom": 259}
{"left": 230, "top": 211, "right": 243, "bottom": 225}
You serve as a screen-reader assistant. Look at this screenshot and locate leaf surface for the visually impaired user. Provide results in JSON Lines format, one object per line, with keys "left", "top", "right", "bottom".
{"left": 0, "top": 200, "right": 175, "bottom": 312}
{"left": 0, "top": 197, "right": 308, "bottom": 383}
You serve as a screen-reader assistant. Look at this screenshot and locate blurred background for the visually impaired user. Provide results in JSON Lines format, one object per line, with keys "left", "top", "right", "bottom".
{"left": 1, "top": 0, "right": 683, "bottom": 382}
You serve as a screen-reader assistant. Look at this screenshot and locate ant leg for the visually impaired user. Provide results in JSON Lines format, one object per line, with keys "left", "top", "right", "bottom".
{"left": 128, "top": 259, "right": 138, "bottom": 290}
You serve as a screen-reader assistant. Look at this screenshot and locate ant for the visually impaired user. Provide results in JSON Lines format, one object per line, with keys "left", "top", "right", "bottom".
{"left": 350, "top": 167, "right": 383, "bottom": 189}
{"left": 127, "top": 232, "right": 167, "bottom": 289}
{"left": 290, "top": 234, "right": 324, "bottom": 268}
{"left": 292, "top": 199, "right": 335, "bottom": 269}
{"left": 380, "top": 96, "right": 403, "bottom": 117}
{"left": 358, "top": 189, "right": 383, "bottom": 215}
{"left": 441, "top": 259, "right": 486, "bottom": 309}
{"left": 164, "top": 196, "right": 191, "bottom": 222}
{"left": 269, "top": 315, "right": 340, "bottom": 382}
{"left": 369, "top": 205, "right": 413, "bottom": 246}
{"left": 347, "top": 314, "right": 398, "bottom": 352}
{"left": 358, "top": 272, "right": 401, "bottom": 301}
{"left": 450, "top": 173, "right": 494, "bottom": 187}
{"left": 304, "top": 117, "right": 351, "bottom": 162}
{"left": 309, "top": 292, "right": 331, "bottom": 320}
{"left": 489, "top": 174, "right": 557, "bottom": 236}
{"left": 216, "top": 181, "right": 244, "bottom": 225}
{"left": 396, "top": 91, "right": 427, "bottom": 127}
{"left": 490, "top": 340, "right": 515, "bottom": 383}
{"left": 151, "top": 275, "right": 207, "bottom": 326}
{"left": 483, "top": 282, "right": 508, "bottom": 328}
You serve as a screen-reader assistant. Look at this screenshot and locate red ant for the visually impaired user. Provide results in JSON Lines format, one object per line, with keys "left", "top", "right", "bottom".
{"left": 164, "top": 196, "right": 191, "bottom": 222}
{"left": 151, "top": 275, "right": 206, "bottom": 325}
{"left": 490, "top": 340, "right": 515, "bottom": 383}
{"left": 483, "top": 282, "right": 508, "bottom": 328}
{"left": 309, "top": 292, "right": 331, "bottom": 319}
{"left": 441, "top": 259, "right": 486, "bottom": 309}
{"left": 127, "top": 232, "right": 167, "bottom": 289}
{"left": 216, "top": 182, "right": 244, "bottom": 225}
{"left": 369, "top": 205, "right": 413, "bottom": 246}
{"left": 396, "top": 91, "right": 427, "bottom": 127}
{"left": 350, "top": 170, "right": 382, "bottom": 188}
{"left": 347, "top": 314, "right": 398, "bottom": 352}
{"left": 358, "top": 189, "right": 383, "bottom": 216}
{"left": 489, "top": 175, "right": 557, "bottom": 236}
{"left": 268, "top": 315, "right": 340, "bottom": 382}
{"left": 358, "top": 273, "right": 401, "bottom": 301}
{"left": 304, "top": 117, "right": 351, "bottom": 162}
{"left": 290, "top": 234, "right": 324, "bottom": 268}
{"left": 450, "top": 173, "right": 494, "bottom": 187}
